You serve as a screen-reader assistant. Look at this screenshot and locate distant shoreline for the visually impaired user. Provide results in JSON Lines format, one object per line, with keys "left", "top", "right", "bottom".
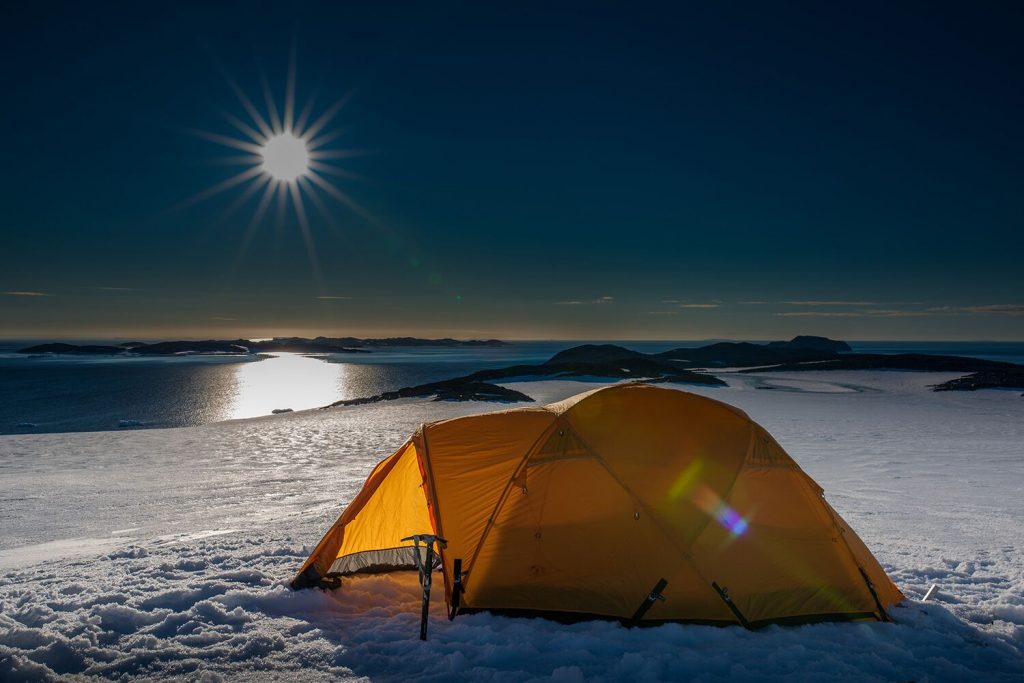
{"left": 4, "top": 337, "right": 1023, "bottom": 436}
{"left": 15, "top": 336, "right": 509, "bottom": 357}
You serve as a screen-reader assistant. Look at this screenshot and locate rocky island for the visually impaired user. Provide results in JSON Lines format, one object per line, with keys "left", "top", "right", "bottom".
{"left": 736, "top": 352, "right": 1017, "bottom": 374}
{"left": 330, "top": 380, "right": 534, "bottom": 407}
{"left": 931, "top": 368, "right": 1024, "bottom": 394}
{"left": 325, "top": 335, "right": 1024, "bottom": 406}
{"left": 325, "top": 343, "right": 727, "bottom": 406}
{"left": 18, "top": 336, "right": 508, "bottom": 356}
{"left": 20, "top": 341, "right": 253, "bottom": 355}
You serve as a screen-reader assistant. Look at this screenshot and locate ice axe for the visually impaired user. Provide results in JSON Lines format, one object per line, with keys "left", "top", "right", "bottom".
{"left": 402, "top": 534, "right": 447, "bottom": 640}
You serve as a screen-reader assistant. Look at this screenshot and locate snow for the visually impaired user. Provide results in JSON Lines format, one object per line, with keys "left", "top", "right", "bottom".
{"left": 1, "top": 373, "right": 1023, "bottom": 681}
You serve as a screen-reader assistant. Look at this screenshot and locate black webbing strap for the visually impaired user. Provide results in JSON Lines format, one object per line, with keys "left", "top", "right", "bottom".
{"left": 448, "top": 558, "right": 465, "bottom": 620}
{"left": 858, "top": 566, "right": 892, "bottom": 622}
{"left": 712, "top": 582, "right": 752, "bottom": 629}
{"left": 629, "top": 578, "right": 668, "bottom": 625}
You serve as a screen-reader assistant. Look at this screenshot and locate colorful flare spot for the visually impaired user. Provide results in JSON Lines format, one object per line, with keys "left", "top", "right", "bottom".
{"left": 718, "top": 507, "right": 748, "bottom": 536}
{"left": 667, "top": 459, "right": 703, "bottom": 499}
{"left": 677, "top": 469, "right": 748, "bottom": 537}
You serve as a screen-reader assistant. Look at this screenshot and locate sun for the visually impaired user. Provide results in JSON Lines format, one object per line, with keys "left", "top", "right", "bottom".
{"left": 260, "top": 133, "right": 309, "bottom": 182}
{"left": 183, "top": 50, "right": 373, "bottom": 290}
{"left": 184, "top": 51, "right": 369, "bottom": 225}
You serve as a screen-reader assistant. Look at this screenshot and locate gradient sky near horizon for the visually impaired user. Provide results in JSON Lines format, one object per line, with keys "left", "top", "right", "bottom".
{"left": 1, "top": 1, "right": 1022, "bottom": 341}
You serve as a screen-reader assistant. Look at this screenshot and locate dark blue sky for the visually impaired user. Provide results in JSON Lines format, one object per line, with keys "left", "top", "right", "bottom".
{"left": 1, "top": 1, "right": 1021, "bottom": 339}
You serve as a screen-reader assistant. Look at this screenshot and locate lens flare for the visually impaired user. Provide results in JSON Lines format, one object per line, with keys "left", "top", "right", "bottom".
{"left": 691, "top": 485, "right": 749, "bottom": 537}
{"left": 668, "top": 458, "right": 748, "bottom": 537}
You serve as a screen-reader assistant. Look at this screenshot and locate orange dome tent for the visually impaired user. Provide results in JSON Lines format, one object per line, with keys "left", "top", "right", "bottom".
{"left": 293, "top": 384, "right": 902, "bottom": 628}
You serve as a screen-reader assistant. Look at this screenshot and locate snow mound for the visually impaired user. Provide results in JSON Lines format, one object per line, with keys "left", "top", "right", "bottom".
{"left": 1, "top": 541, "right": 1021, "bottom": 682}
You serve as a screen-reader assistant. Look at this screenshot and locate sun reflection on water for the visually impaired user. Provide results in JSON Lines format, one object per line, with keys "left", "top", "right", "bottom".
{"left": 228, "top": 353, "right": 345, "bottom": 420}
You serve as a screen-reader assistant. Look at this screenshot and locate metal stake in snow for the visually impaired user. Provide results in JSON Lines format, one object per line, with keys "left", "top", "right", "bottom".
{"left": 402, "top": 534, "right": 448, "bottom": 640}
{"left": 922, "top": 584, "right": 938, "bottom": 602}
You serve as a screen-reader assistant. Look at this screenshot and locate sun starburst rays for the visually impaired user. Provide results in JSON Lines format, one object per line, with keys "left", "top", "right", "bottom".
{"left": 183, "top": 57, "right": 372, "bottom": 291}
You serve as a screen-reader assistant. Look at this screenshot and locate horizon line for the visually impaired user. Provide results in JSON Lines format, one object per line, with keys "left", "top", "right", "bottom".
{"left": 2, "top": 334, "right": 1024, "bottom": 344}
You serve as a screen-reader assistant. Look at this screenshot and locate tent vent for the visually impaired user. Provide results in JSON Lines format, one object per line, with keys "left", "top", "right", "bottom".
{"left": 533, "top": 426, "right": 592, "bottom": 463}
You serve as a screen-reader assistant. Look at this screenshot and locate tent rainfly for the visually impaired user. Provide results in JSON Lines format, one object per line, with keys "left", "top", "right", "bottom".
{"left": 293, "top": 384, "right": 903, "bottom": 629}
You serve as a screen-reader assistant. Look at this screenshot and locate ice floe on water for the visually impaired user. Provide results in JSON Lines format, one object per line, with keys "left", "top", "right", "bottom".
{"left": 1, "top": 373, "right": 1022, "bottom": 681}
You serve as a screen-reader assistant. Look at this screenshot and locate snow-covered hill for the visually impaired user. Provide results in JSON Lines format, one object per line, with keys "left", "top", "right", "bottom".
{"left": 1, "top": 373, "right": 1022, "bottom": 681}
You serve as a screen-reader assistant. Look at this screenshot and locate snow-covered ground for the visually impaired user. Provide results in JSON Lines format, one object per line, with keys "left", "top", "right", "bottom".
{"left": 1, "top": 372, "right": 1022, "bottom": 681}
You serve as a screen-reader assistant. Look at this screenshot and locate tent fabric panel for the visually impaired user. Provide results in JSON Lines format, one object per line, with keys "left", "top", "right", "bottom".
{"left": 688, "top": 463, "right": 902, "bottom": 621}
{"left": 687, "top": 458, "right": 877, "bottom": 622}
{"left": 560, "top": 385, "right": 755, "bottom": 547}
{"left": 331, "top": 440, "right": 433, "bottom": 571}
{"left": 293, "top": 440, "right": 413, "bottom": 584}
{"left": 464, "top": 458, "right": 692, "bottom": 618}
{"left": 424, "top": 410, "right": 558, "bottom": 593}
{"left": 724, "top": 463, "right": 835, "bottom": 534}
{"left": 292, "top": 440, "right": 431, "bottom": 585}
{"left": 822, "top": 499, "right": 905, "bottom": 607}
{"left": 691, "top": 522, "right": 874, "bottom": 622}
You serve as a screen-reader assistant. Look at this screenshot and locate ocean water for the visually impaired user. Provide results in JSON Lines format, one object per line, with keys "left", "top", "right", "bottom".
{"left": 1, "top": 339, "right": 1021, "bottom": 435}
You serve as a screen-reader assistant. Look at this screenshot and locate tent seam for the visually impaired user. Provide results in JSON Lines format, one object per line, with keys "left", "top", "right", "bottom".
{"left": 460, "top": 415, "right": 561, "bottom": 592}
{"left": 685, "top": 420, "right": 758, "bottom": 549}
{"left": 417, "top": 424, "right": 446, "bottom": 542}
{"left": 416, "top": 424, "right": 454, "bottom": 606}
{"left": 815, "top": 492, "right": 892, "bottom": 621}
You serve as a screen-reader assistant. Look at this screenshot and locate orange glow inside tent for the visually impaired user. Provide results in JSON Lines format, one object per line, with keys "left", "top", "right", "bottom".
{"left": 293, "top": 384, "right": 903, "bottom": 626}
